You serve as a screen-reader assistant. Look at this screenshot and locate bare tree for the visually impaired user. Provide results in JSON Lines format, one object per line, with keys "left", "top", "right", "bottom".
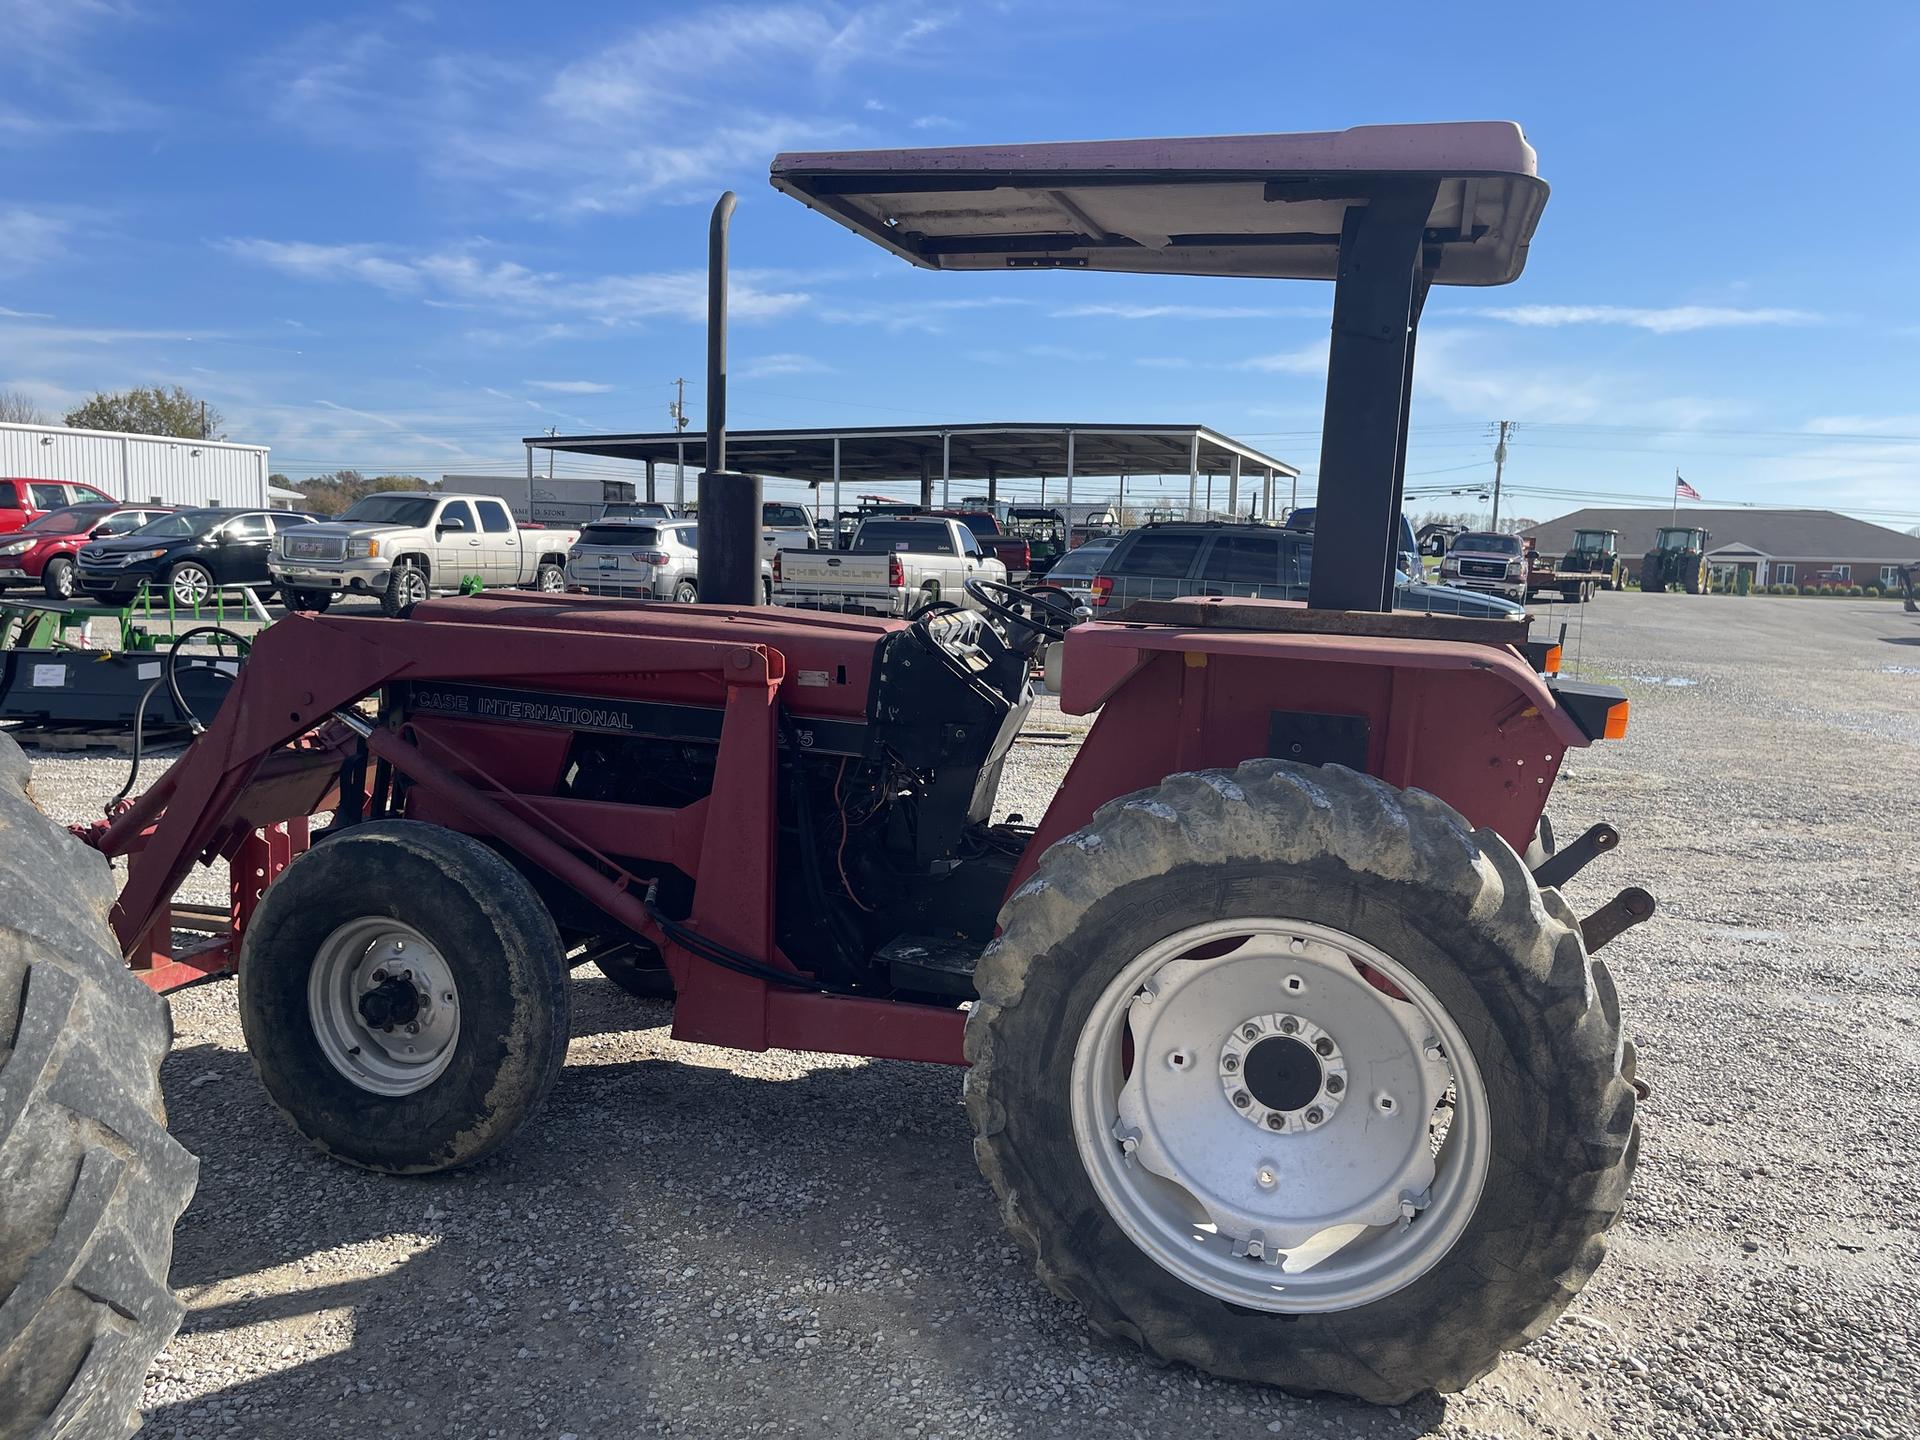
{"left": 0, "top": 388, "right": 49, "bottom": 424}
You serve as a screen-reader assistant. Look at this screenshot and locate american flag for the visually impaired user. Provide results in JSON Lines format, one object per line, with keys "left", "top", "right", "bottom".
{"left": 1675, "top": 475, "right": 1701, "bottom": 501}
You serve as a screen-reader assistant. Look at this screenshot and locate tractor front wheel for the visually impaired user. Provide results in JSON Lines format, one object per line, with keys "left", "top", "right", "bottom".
{"left": 1683, "top": 560, "right": 1706, "bottom": 595}
{"left": 966, "top": 761, "right": 1637, "bottom": 1403}
{"left": 238, "top": 821, "right": 570, "bottom": 1173}
{"left": 1636, "top": 559, "right": 1663, "bottom": 593}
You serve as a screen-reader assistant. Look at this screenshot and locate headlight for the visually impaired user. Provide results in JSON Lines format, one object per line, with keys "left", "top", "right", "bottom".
{"left": 347, "top": 537, "right": 378, "bottom": 558}
{"left": 0, "top": 539, "right": 31, "bottom": 556}
{"left": 1506, "top": 559, "right": 1522, "bottom": 575}
{"left": 130, "top": 548, "right": 170, "bottom": 562}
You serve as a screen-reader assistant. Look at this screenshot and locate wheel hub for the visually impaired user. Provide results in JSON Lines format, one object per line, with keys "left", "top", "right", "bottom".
{"left": 1220, "top": 1014, "right": 1346, "bottom": 1132}
{"left": 1077, "top": 918, "right": 1491, "bottom": 1312}
{"left": 309, "top": 920, "right": 461, "bottom": 1096}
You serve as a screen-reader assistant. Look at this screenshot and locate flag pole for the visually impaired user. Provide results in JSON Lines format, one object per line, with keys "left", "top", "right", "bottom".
{"left": 1672, "top": 468, "right": 1679, "bottom": 523}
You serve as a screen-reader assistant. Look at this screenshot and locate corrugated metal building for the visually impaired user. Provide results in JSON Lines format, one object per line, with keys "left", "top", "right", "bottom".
{"left": 0, "top": 421, "right": 271, "bottom": 509}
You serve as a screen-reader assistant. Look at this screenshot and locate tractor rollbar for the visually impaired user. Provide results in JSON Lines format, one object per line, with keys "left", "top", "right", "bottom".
{"left": 1306, "top": 181, "right": 1438, "bottom": 615}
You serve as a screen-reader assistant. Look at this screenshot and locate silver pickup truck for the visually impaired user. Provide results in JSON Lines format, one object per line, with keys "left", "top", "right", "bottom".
{"left": 774, "top": 517, "right": 1006, "bottom": 616}
{"left": 270, "top": 491, "right": 580, "bottom": 615}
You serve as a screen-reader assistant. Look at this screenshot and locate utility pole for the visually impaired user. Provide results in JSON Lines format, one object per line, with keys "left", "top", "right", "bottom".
{"left": 199, "top": 400, "right": 207, "bottom": 440}
{"left": 545, "top": 427, "right": 557, "bottom": 481}
{"left": 1489, "top": 420, "right": 1511, "bottom": 531}
{"left": 671, "top": 377, "right": 689, "bottom": 506}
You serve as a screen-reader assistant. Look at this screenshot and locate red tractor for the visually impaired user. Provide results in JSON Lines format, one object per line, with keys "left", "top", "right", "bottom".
{"left": 81, "top": 124, "right": 1646, "bottom": 1404}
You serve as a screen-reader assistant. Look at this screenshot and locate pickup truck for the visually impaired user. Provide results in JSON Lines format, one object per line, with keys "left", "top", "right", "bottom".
{"left": 773, "top": 517, "right": 1007, "bottom": 616}
{"left": 934, "top": 510, "right": 1031, "bottom": 579}
{"left": 270, "top": 490, "right": 580, "bottom": 616}
{"left": 1438, "top": 530, "right": 1528, "bottom": 604}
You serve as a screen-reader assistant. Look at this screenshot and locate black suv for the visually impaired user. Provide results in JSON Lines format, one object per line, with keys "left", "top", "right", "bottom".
{"left": 1088, "top": 522, "right": 1524, "bottom": 618}
{"left": 77, "top": 508, "right": 318, "bottom": 608}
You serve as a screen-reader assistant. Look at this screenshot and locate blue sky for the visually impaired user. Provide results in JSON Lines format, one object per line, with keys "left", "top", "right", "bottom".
{"left": 2, "top": 0, "right": 1916, "bottom": 526}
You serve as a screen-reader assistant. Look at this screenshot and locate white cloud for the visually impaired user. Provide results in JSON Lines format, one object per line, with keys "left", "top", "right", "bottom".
{"left": 1240, "top": 342, "right": 1328, "bottom": 375}
{"left": 0, "top": 208, "right": 72, "bottom": 275}
{"left": 739, "top": 353, "right": 833, "bottom": 378}
{"left": 261, "top": 4, "right": 951, "bottom": 215}
{"left": 526, "top": 379, "right": 616, "bottom": 394}
{"left": 0, "top": 1, "right": 160, "bottom": 142}
{"left": 1474, "top": 304, "right": 1820, "bottom": 334}
{"left": 1051, "top": 303, "right": 1325, "bottom": 321}
{"left": 818, "top": 295, "right": 1034, "bottom": 332}
{"left": 221, "top": 238, "right": 810, "bottom": 324}
{"left": 911, "top": 114, "right": 958, "bottom": 130}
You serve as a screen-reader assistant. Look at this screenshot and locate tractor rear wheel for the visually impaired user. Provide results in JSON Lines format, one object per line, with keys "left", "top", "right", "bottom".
{"left": 237, "top": 821, "right": 569, "bottom": 1174}
{"left": 1636, "top": 559, "right": 1662, "bottom": 592}
{"left": 966, "top": 760, "right": 1637, "bottom": 1404}
{"left": 0, "top": 731, "right": 199, "bottom": 1438}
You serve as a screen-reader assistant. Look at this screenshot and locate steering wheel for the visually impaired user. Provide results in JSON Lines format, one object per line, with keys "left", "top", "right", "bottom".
{"left": 964, "top": 579, "right": 1079, "bottom": 642}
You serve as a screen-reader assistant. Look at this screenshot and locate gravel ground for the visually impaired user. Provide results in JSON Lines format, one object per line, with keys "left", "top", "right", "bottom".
{"left": 17, "top": 591, "right": 1920, "bottom": 1439}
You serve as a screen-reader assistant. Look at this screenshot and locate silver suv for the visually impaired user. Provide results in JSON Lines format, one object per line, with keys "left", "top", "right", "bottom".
{"left": 566, "top": 518, "right": 772, "bottom": 602}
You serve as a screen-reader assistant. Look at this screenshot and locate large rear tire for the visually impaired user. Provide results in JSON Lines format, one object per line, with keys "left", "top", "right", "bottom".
{"left": 966, "top": 760, "right": 1637, "bottom": 1404}
{"left": 0, "top": 732, "right": 199, "bottom": 1439}
{"left": 237, "top": 821, "right": 569, "bottom": 1174}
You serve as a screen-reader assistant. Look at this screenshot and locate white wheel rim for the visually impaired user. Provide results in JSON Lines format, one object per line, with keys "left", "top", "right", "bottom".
{"left": 1070, "top": 917, "right": 1491, "bottom": 1313}
{"left": 308, "top": 918, "right": 462, "bottom": 1096}
{"left": 173, "top": 568, "right": 209, "bottom": 606}
{"left": 539, "top": 568, "right": 563, "bottom": 591}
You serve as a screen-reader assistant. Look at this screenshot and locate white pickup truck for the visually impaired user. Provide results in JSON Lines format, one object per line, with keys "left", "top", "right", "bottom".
{"left": 270, "top": 490, "right": 580, "bottom": 616}
{"left": 773, "top": 517, "right": 1006, "bottom": 616}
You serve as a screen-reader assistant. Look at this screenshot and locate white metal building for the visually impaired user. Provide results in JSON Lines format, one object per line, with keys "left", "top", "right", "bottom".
{"left": 0, "top": 421, "right": 272, "bottom": 509}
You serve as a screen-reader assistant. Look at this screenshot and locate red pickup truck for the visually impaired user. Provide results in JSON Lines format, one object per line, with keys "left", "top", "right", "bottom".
{"left": 0, "top": 477, "right": 114, "bottom": 535}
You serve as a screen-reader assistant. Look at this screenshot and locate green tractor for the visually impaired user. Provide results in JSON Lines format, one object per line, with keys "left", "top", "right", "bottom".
{"left": 1638, "top": 525, "right": 1710, "bottom": 593}
{"left": 1562, "top": 527, "right": 1625, "bottom": 590}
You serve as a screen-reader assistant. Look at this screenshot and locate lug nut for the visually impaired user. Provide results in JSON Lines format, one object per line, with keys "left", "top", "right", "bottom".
{"left": 1221, "top": 1055, "right": 1240, "bottom": 1073}
{"left": 1266, "top": 1114, "right": 1285, "bottom": 1131}
{"left": 1305, "top": 1107, "right": 1324, "bottom": 1125}
{"left": 1326, "top": 1075, "right": 1345, "bottom": 1094}
{"left": 372, "top": 969, "right": 387, "bottom": 982}
{"left": 1232, "top": 1091, "right": 1252, "bottom": 1109}
{"left": 1314, "top": 1037, "right": 1334, "bottom": 1056}
{"left": 1279, "top": 1017, "right": 1298, "bottom": 1035}
{"left": 406, "top": 1022, "right": 419, "bottom": 1034}
{"left": 1241, "top": 1024, "right": 1260, "bottom": 1042}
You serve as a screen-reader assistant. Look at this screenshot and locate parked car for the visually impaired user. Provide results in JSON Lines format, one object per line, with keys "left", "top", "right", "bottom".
{"left": 0, "top": 502, "right": 174, "bottom": 598}
{"left": 0, "top": 478, "right": 114, "bottom": 536}
{"left": 268, "top": 491, "right": 580, "bottom": 615}
{"left": 1036, "top": 532, "right": 1121, "bottom": 606}
{"left": 77, "top": 508, "right": 319, "bottom": 608}
{"left": 1087, "top": 522, "right": 1525, "bottom": 619}
{"left": 774, "top": 517, "right": 1007, "bottom": 616}
{"left": 565, "top": 517, "right": 773, "bottom": 602}
{"left": 601, "top": 501, "right": 679, "bottom": 521}
{"left": 1439, "top": 531, "right": 1528, "bottom": 603}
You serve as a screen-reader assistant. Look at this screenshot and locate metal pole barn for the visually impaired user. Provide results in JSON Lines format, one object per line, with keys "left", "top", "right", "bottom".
{"left": 1228, "top": 454, "right": 1241, "bottom": 518}
{"left": 942, "top": 432, "right": 951, "bottom": 508}
{"left": 1065, "top": 429, "right": 1075, "bottom": 513}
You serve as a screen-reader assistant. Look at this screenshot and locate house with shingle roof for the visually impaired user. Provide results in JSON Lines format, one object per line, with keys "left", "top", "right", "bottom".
{"left": 1522, "top": 508, "right": 1920, "bottom": 589}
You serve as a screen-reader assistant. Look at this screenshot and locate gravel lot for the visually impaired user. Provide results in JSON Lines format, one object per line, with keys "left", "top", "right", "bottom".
{"left": 18, "top": 591, "right": 1920, "bottom": 1439}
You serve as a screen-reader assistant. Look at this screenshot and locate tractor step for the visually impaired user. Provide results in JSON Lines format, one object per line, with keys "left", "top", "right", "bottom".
{"left": 878, "top": 933, "right": 984, "bottom": 999}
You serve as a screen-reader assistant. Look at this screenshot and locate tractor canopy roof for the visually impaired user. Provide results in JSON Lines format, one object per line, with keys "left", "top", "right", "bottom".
{"left": 770, "top": 122, "right": 1547, "bottom": 286}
